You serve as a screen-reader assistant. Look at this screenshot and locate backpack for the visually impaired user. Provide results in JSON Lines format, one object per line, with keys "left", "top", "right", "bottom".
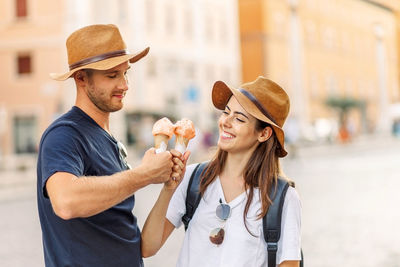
{"left": 181, "top": 162, "right": 304, "bottom": 267}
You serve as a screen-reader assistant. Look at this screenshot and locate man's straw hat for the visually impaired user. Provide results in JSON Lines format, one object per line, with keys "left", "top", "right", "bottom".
{"left": 212, "top": 76, "right": 290, "bottom": 157}
{"left": 50, "top": 24, "right": 149, "bottom": 81}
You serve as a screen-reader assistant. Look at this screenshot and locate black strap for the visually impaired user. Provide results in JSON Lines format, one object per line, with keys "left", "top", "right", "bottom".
{"left": 182, "top": 166, "right": 303, "bottom": 266}
{"left": 264, "top": 179, "right": 289, "bottom": 267}
{"left": 182, "top": 162, "right": 209, "bottom": 230}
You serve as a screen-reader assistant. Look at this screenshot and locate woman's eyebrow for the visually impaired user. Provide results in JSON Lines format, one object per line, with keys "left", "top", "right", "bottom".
{"left": 225, "top": 105, "right": 249, "bottom": 119}
{"left": 234, "top": 111, "right": 249, "bottom": 119}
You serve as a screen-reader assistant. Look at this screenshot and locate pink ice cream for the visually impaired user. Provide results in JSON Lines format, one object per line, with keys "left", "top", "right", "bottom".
{"left": 152, "top": 117, "right": 175, "bottom": 153}
{"left": 174, "top": 118, "right": 195, "bottom": 153}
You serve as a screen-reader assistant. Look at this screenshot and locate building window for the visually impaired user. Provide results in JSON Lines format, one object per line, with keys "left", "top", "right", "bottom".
{"left": 16, "top": 0, "right": 27, "bottom": 18}
{"left": 147, "top": 58, "right": 157, "bottom": 77}
{"left": 165, "top": 4, "right": 175, "bottom": 35}
{"left": 325, "top": 75, "right": 338, "bottom": 96}
{"left": 183, "top": 9, "right": 193, "bottom": 40}
{"left": 205, "top": 64, "right": 215, "bottom": 82}
{"left": 204, "top": 14, "right": 214, "bottom": 42}
{"left": 186, "top": 63, "right": 195, "bottom": 80}
{"left": 322, "top": 27, "right": 335, "bottom": 50}
{"left": 219, "top": 18, "right": 228, "bottom": 45}
{"left": 13, "top": 115, "right": 37, "bottom": 154}
{"left": 17, "top": 54, "right": 32, "bottom": 75}
{"left": 118, "top": 0, "right": 127, "bottom": 24}
{"left": 145, "top": 0, "right": 155, "bottom": 32}
{"left": 94, "top": 0, "right": 109, "bottom": 23}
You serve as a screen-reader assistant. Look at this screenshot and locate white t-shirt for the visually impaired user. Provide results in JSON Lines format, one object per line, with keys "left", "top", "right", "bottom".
{"left": 166, "top": 164, "right": 302, "bottom": 267}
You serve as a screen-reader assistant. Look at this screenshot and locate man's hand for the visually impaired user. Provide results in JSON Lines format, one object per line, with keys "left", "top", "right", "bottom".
{"left": 137, "top": 148, "right": 174, "bottom": 184}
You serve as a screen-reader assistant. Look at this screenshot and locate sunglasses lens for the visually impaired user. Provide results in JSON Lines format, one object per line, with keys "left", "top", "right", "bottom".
{"left": 117, "top": 141, "right": 131, "bottom": 170}
{"left": 117, "top": 142, "right": 128, "bottom": 158}
{"left": 216, "top": 203, "right": 231, "bottom": 220}
{"left": 209, "top": 227, "right": 225, "bottom": 245}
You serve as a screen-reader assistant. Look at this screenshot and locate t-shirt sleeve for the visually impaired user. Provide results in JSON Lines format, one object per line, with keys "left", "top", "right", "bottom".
{"left": 166, "top": 164, "right": 198, "bottom": 228}
{"left": 277, "top": 186, "right": 302, "bottom": 264}
{"left": 39, "top": 126, "right": 85, "bottom": 198}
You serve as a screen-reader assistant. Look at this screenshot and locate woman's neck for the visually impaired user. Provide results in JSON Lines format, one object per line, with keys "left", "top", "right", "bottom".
{"left": 221, "top": 148, "right": 254, "bottom": 182}
{"left": 218, "top": 152, "right": 253, "bottom": 202}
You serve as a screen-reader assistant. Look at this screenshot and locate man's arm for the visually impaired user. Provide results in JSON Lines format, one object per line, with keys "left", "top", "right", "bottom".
{"left": 46, "top": 148, "right": 173, "bottom": 219}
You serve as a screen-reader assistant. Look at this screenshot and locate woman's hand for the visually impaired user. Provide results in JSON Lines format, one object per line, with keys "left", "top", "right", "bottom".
{"left": 164, "top": 149, "right": 190, "bottom": 190}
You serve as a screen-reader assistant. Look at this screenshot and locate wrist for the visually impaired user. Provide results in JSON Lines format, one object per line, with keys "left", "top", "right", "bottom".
{"left": 128, "top": 166, "right": 151, "bottom": 189}
{"left": 161, "top": 184, "right": 176, "bottom": 194}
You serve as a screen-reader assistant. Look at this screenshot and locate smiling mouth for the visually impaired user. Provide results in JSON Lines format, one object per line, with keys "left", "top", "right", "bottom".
{"left": 113, "top": 92, "right": 126, "bottom": 99}
{"left": 221, "top": 131, "right": 235, "bottom": 139}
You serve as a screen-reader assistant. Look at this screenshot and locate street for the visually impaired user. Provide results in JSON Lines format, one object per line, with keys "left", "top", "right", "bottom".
{"left": 1, "top": 135, "right": 400, "bottom": 267}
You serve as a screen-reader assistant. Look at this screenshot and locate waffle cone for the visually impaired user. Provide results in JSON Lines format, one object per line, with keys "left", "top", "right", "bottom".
{"left": 154, "top": 134, "right": 169, "bottom": 153}
{"left": 175, "top": 135, "right": 189, "bottom": 154}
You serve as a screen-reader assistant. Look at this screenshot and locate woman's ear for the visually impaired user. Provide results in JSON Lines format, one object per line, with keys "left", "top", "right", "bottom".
{"left": 258, "top": 126, "right": 273, "bottom": 142}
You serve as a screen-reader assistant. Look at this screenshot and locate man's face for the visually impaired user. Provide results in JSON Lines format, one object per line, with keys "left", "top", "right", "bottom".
{"left": 85, "top": 62, "right": 131, "bottom": 113}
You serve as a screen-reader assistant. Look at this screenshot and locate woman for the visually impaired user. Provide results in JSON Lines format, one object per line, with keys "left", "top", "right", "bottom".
{"left": 141, "top": 76, "right": 302, "bottom": 267}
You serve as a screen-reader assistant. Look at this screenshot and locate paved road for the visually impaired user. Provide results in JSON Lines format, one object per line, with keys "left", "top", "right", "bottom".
{"left": 283, "top": 136, "right": 400, "bottom": 267}
{"left": 1, "top": 135, "right": 400, "bottom": 267}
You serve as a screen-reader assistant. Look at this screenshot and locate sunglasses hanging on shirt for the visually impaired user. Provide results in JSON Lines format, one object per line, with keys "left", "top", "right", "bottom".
{"left": 117, "top": 141, "right": 132, "bottom": 170}
{"left": 209, "top": 198, "right": 231, "bottom": 245}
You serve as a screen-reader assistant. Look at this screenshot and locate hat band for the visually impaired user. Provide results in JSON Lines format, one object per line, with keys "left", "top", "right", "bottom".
{"left": 69, "top": 49, "right": 128, "bottom": 70}
{"left": 239, "top": 88, "right": 278, "bottom": 125}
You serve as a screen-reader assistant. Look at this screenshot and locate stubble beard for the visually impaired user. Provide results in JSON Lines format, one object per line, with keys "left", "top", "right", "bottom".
{"left": 87, "top": 83, "right": 123, "bottom": 113}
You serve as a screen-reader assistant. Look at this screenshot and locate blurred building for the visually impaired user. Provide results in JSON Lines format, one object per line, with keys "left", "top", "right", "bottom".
{"left": 239, "top": 0, "right": 400, "bottom": 141}
{"left": 0, "top": 0, "right": 240, "bottom": 165}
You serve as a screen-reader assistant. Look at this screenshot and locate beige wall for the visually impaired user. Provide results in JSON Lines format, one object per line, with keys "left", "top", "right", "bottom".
{"left": 0, "top": 0, "right": 242, "bottom": 161}
{"left": 0, "top": 0, "right": 67, "bottom": 156}
{"left": 239, "top": 0, "right": 400, "bottom": 139}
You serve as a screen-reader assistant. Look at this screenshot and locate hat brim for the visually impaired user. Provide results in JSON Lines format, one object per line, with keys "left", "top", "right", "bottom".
{"left": 50, "top": 47, "right": 150, "bottom": 81}
{"left": 212, "top": 80, "right": 288, "bottom": 157}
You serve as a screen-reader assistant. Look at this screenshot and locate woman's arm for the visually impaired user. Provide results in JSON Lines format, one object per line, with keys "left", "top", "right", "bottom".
{"left": 141, "top": 150, "right": 190, "bottom": 257}
{"left": 279, "top": 260, "right": 300, "bottom": 267}
{"left": 141, "top": 186, "right": 177, "bottom": 257}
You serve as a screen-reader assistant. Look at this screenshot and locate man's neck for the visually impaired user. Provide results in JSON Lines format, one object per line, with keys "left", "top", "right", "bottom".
{"left": 75, "top": 101, "right": 111, "bottom": 133}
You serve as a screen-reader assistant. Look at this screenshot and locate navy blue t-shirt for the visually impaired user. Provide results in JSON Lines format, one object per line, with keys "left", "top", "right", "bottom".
{"left": 37, "top": 106, "right": 143, "bottom": 267}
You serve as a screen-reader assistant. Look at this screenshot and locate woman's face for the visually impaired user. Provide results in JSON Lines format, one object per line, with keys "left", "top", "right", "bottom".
{"left": 217, "top": 96, "right": 264, "bottom": 154}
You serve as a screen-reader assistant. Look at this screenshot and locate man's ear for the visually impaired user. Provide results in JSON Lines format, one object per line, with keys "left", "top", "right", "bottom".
{"left": 74, "top": 70, "right": 87, "bottom": 85}
{"left": 258, "top": 126, "right": 273, "bottom": 142}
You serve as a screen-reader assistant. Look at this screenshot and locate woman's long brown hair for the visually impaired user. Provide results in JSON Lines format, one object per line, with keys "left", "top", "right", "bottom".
{"left": 199, "top": 120, "right": 280, "bottom": 235}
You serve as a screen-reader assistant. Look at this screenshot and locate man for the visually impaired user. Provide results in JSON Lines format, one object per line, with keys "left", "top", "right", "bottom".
{"left": 37, "top": 24, "right": 188, "bottom": 267}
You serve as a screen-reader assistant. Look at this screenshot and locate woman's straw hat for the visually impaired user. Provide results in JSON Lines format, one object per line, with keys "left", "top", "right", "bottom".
{"left": 50, "top": 24, "right": 149, "bottom": 81}
{"left": 212, "top": 76, "right": 290, "bottom": 157}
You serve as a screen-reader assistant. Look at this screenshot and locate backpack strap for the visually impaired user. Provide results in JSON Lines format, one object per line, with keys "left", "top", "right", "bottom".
{"left": 263, "top": 178, "right": 289, "bottom": 267}
{"left": 182, "top": 161, "right": 209, "bottom": 230}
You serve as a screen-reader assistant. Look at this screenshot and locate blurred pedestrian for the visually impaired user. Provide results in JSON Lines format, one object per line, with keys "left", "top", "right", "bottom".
{"left": 36, "top": 24, "right": 188, "bottom": 267}
{"left": 141, "top": 77, "right": 302, "bottom": 267}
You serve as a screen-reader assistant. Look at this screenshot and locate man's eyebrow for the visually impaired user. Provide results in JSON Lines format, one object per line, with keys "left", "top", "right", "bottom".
{"left": 104, "top": 70, "right": 118, "bottom": 74}
{"left": 105, "top": 66, "right": 131, "bottom": 74}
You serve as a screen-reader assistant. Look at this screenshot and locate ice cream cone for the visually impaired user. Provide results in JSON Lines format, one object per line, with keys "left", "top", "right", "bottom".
{"left": 152, "top": 117, "right": 175, "bottom": 153}
{"left": 174, "top": 118, "right": 195, "bottom": 154}
{"left": 154, "top": 134, "right": 170, "bottom": 153}
{"left": 175, "top": 135, "right": 189, "bottom": 154}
